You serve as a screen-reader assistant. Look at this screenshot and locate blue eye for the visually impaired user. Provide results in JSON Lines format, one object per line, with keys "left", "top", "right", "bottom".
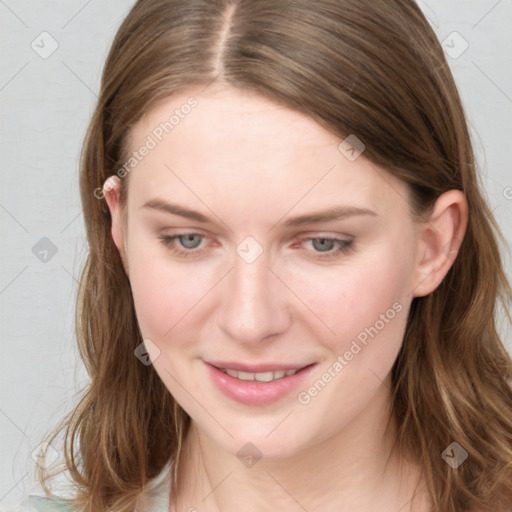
{"left": 175, "top": 234, "right": 203, "bottom": 249}
{"left": 302, "top": 237, "right": 354, "bottom": 259}
{"left": 158, "top": 233, "right": 354, "bottom": 260}
{"left": 159, "top": 233, "right": 206, "bottom": 256}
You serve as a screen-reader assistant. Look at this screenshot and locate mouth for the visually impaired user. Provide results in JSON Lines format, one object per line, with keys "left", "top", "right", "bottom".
{"left": 205, "top": 361, "right": 317, "bottom": 405}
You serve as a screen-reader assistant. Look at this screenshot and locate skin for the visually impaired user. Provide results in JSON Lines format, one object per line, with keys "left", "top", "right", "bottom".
{"left": 104, "top": 85, "right": 468, "bottom": 512}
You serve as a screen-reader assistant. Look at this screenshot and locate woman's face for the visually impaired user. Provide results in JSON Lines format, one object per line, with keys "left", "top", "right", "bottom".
{"left": 108, "top": 86, "right": 428, "bottom": 459}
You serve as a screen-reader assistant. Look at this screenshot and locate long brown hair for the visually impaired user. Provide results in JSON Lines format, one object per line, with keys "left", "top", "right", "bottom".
{"left": 38, "top": 0, "right": 512, "bottom": 510}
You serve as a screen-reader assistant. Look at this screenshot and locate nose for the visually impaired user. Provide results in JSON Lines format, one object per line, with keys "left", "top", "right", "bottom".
{"left": 216, "top": 251, "right": 291, "bottom": 346}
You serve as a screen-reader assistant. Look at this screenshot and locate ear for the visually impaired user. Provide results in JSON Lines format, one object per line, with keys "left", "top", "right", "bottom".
{"left": 412, "top": 189, "right": 468, "bottom": 297}
{"left": 102, "top": 176, "right": 130, "bottom": 277}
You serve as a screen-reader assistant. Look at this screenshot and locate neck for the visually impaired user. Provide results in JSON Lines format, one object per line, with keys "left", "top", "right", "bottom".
{"left": 173, "top": 374, "right": 430, "bottom": 512}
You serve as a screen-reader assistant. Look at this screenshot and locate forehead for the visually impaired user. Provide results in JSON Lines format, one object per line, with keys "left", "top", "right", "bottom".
{"left": 125, "top": 86, "right": 410, "bottom": 222}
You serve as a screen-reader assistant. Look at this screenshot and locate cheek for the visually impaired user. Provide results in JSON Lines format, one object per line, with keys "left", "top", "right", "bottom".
{"left": 127, "top": 245, "right": 190, "bottom": 339}
{"left": 289, "top": 241, "right": 414, "bottom": 356}
{"left": 127, "top": 242, "right": 224, "bottom": 342}
{"left": 347, "top": 253, "right": 411, "bottom": 327}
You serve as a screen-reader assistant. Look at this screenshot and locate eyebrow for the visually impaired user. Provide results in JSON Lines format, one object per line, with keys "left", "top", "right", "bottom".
{"left": 141, "top": 198, "right": 377, "bottom": 227}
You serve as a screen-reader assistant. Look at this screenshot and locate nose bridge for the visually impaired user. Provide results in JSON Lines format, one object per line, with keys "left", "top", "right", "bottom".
{"left": 217, "top": 248, "right": 288, "bottom": 344}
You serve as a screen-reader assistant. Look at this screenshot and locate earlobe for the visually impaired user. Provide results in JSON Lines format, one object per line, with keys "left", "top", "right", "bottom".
{"left": 412, "top": 190, "right": 468, "bottom": 297}
{"left": 102, "top": 176, "right": 130, "bottom": 276}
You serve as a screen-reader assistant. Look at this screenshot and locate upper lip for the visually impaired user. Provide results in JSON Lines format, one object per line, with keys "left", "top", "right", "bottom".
{"left": 206, "top": 361, "right": 315, "bottom": 373}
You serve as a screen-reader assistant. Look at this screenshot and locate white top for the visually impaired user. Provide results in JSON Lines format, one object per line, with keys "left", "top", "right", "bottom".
{"left": 136, "top": 459, "right": 172, "bottom": 511}
{"left": 17, "top": 461, "right": 172, "bottom": 512}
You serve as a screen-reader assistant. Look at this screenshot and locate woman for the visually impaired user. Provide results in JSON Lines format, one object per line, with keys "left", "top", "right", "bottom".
{"left": 24, "top": 0, "right": 512, "bottom": 511}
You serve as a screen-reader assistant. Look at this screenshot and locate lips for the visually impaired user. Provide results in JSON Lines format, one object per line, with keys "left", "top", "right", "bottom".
{"left": 205, "top": 361, "right": 316, "bottom": 405}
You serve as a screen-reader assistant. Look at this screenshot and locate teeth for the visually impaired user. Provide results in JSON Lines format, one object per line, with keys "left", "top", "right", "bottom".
{"left": 238, "top": 371, "right": 255, "bottom": 381}
{"left": 221, "top": 368, "right": 299, "bottom": 382}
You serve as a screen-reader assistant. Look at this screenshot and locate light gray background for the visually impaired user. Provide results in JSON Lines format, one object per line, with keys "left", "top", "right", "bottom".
{"left": 1, "top": 1, "right": 511, "bottom": 508}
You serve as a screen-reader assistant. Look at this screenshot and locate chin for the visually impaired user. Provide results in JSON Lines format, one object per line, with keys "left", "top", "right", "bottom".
{"left": 202, "top": 418, "right": 314, "bottom": 462}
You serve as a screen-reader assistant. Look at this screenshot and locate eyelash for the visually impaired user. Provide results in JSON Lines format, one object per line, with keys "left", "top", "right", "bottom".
{"left": 158, "top": 233, "right": 354, "bottom": 260}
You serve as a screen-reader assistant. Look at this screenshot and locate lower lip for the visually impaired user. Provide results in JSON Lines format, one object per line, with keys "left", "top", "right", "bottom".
{"left": 206, "top": 362, "right": 316, "bottom": 406}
